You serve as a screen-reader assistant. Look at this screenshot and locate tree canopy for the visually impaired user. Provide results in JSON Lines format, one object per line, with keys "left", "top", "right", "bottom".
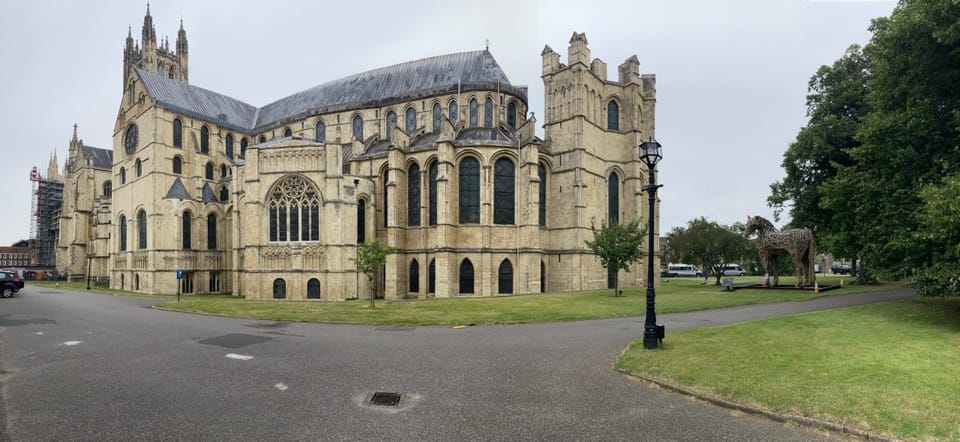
{"left": 666, "top": 218, "right": 752, "bottom": 285}
{"left": 353, "top": 238, "right": 397, "bottom": 307}
{"left": 584, "top": 219, "right": 646, "bottom": 296}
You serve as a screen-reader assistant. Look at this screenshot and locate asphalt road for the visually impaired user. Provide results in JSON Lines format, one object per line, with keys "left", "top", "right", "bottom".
{"left": 0, "top": 287, "right": 915, "bottom": 441}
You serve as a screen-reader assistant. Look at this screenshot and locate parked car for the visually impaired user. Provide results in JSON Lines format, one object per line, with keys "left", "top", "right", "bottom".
{"left": 665, "top": 264, "right": 703, "bottom": 277}
{"left": 1, "top": 272, "right": 20, "bottom": 298}
{"left": 831, "top": 263, "right": 851, "bottom": 275}
{"left": 1, "top": 268, "right": 24, "bottom": 289}
{"left": 721, "top": 264, "right": 747, "bottom": 276}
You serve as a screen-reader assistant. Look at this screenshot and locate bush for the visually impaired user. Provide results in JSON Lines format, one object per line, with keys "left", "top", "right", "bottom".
{"left": 910, "top": 264, "right": 960, "bottom": 297}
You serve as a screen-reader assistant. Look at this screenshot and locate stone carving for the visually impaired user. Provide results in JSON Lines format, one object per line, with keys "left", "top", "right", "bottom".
{"left": 745, "top": 215, "right": 816, "bottom": 288}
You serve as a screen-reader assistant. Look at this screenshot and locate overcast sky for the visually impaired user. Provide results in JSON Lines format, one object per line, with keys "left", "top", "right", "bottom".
{"left": 0, "top": 0, "right": 896, "bottom": 247}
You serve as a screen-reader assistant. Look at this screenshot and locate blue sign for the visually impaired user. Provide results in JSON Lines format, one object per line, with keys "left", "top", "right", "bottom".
{"left": 177, "top": 269, "right": 183, "bottom": 280}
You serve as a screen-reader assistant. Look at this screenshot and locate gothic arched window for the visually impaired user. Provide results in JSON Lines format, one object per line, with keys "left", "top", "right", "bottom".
{"left": 137, "top": 210, "right": 147, "bottom": 250}
{"left": 307, "top": 278, "right": 321, "bottom": 299}
{"left": 408, "top": 164, "right": 421, "bottom": 226}
{"left": 459, "top": 259, "right": 474, "bottom": 294}
{"left": 448, "top": 100, "right": 458, "bottom": 126}
{"left": 409, "top": 259, "right": 419, "bottom": 293}
{"left": 484, "top": 97, "right": 493, "bottom": 128}
{"left": 494, "top": 158, "right": 515, "bottom": 225}
{"left": 268, "top": 175, "right": 321, "bottom": 242}
{"left": 172, "top": 156, "right": 182, "bottom": 174}
{"left": 459, "top": 157, "right": 480, "bottom": 223}
{"left": 538, "top": 163, "right": 547, "bottom": 226}
{"left": 273, "top": 278, "right": 286, "bottom": 299}
{"left": 540, "top": 261, "right": 546, "bottom": 293}
{"left": 205, "top": 163, "right": 214, "bottom": 180}
{"left": 220, "top": 187, "right": 229, "bottom": 203}
{"left": 428, "top": 259, "right": 436, "bottom": 294}
{"left": 181, "top": 212, "right": 192, "bottom": 249}
{"left": 225, "top": 134, "right": 234, "bottom": 159}
{"left": 240, "top": 138, "right": 248, "bottom": 159}
{"left": 315, "top": 121, "right": 325, "bottom": 143}
{"left": 120, "top": 167, "right": 126, "bottom": 184}
{"left": 357, "top": 199, "right": 366, "bottom": 243}
{"left": 135, "top": 158, "right": 143, "bottom": 177}
{"left": 428, "top": 161, "right": 438, "bottom": 226}
{"left": 353, "top": 115, "right": 363, "bottom": 140}
{"left": 507, "top": 101, "right": 517, "bottom": 128}
{"left": 284, "top": 127, "right": 292, "bottom": 138}
{"left": 607, "top": 100, "right": 620, "bottom": 131}
{"left": 200, "top": 126, "right": 210, "bottom": 154}
{"left": 119, "top": 215, "right": 127, "bottom": 252}
{"left": 469, "top": 99, "right": 479, "bottom": 128}
{"left": 173, "top": 118, "right": 183, "bottom": 148}
{"left": 207, "top": 214, "right": 217, "bottom": 250}
{"left": 608, "top": 172, "right": 620, "bottom": 224}
{"left": 432, "top": 102, "right": 442, "bottom": 133}
{"left": 382, "top": 172, "right": 389, "bottom": 227}
{"left": 259, "top": 136, "right": 266, "bottom": 144}
{"left": 405, "top": 107, "right": 416, "bottom": 134}
{"left": 498, "top": 259, "right": 513, "bottom": 294}
{"left": 103, "top": 181, "right": 112, "bottom": 197}
{"left": 385, "top": 111, "right": 397, "bottom": 141}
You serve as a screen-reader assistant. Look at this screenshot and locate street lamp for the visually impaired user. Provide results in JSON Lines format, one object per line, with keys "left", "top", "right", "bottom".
{"left": 640, "top": 138, "right": 664, "bottom": 350}
{"left": 86, "top": 251, "right": 95, "bottom": 290}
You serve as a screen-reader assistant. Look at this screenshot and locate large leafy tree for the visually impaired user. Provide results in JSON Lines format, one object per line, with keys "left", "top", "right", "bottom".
{"left": 666, "top": 218, "right": 752, "bottom": 285}
{"left": 585, "top": 219, "right": 646, "bottom": 297}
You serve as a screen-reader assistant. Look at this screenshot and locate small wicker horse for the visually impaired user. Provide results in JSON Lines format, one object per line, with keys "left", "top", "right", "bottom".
{"left": 745, "top": 216, "right": 816, "bottom": 288}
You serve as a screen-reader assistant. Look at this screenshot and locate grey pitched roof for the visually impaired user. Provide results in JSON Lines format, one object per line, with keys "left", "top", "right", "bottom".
{"left": 137, "top": 68, "right": 258, "bottom": 133}
{"left": 82, "top": 145, "right": 113, "bottom": 169}
{"left": 164, "top": 178, "right": 191, "bottom": 200}
{"left": 138, "top": 50, "right": 526, "bottom": 135}
{"left": 456, "top": 127, "right": 516, "bottom": 143}
{"left": 201, "top": 184, "right": 217, "bottom": 203}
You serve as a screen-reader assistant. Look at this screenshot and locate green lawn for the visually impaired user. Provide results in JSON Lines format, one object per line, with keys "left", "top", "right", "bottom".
{"left": 145, "top": 275, "right": 899, "bottom": 326}
{"left": 615, "top": 297, "right": 960, "bottom": 441}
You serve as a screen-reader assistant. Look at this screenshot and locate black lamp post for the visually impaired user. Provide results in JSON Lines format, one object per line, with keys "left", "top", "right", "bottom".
{"left": 86, "top": 252, "right": 95, "bottom": 290}
{"left": 640, "top": 138, "right": 664, "bottom": 350}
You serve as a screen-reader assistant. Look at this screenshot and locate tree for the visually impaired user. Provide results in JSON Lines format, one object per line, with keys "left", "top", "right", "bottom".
{"left": 584, "top": 219, "right": 646, "bottom": 297}
{"left": 352, "top": 238, "right": 398, "bottom": 307}
{"left": 666, "top": 218, "right": 752, "bottom": 285}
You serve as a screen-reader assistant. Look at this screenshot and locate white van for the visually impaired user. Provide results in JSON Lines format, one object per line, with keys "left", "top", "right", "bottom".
{"left": 665, "top": 264, "right": 702, "bottom": 277}
{"left": 721, "top": 264, "right": 746, "bottom": 276}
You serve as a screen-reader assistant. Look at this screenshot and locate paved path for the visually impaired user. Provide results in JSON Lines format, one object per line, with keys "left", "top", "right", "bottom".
{"left": 0, "top": 287, "right": 915, "bottom": 441}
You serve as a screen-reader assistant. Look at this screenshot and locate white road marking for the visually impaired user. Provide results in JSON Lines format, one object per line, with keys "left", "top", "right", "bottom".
{"left": 225, "top": 353, "right": 254, "bottom": 361}
{"left": 60, "top": 341, "right": 82, "bottom": 346}
{"left": 275, "top": 383, "right": 288, "bottom": 391}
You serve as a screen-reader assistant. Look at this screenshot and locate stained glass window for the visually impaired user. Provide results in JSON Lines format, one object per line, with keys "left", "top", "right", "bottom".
{"left": 448, "top": 101, "right": 458, "bottom": 126}
{"left": 507, "top": 101, "right": 517, "bottom": 128}
{"left": 494, "top": 158, "right": 515, "bottom": 225}
{"left": 385, "top": 112, "right": 396, "bottom": 141}
{"left": 240, "top": 138, "right": 248, "bottom": 159}
{"left": 432, "top": 103, "right": 441, "bottom": 133}
{"left": 284, "top": 127, "right": 292, "bottom": 137}
{"left": 315, "top": 121, "right": 325, "bottom": 143}
{"left": 137, "top": 210, "right": 147, "bottom": 249}
{"left": 608, "top": 172, "right": 620, "bottom": 224}
{"left": 538, "top": 163, "right": 547, "bottom": 226}
{"left": 459, "top": 259, "right": 474, "bottom": 294}
{"left": 429, "top": 162, "right": 438, "bottom": 225}
{"left": 200, "top": 126, "right": 209, "bottom": 154}
{"left": 207, "top": 214, "right": 217, "bottom": 250}
{"left": 498, "top": 259, "right": 513, "bottom": 294}
{"left": 484, "top": 97, "right": 493, "bottom": 128}
{"left": 182, "top": 212, "right": 191, "bottom": 249}
{"left": 459, "top": 158, "right": 479, "bottom": 223}
{"left": 119, "top": 215, "right": 127, "bottom": 251}
{"left": 353, "top": 115, "right": 363, "bottom": 140}
{"left": 408, "top": 164, "right": 421, "bottom": 226}
{"left": 225, "top": 134, "right": 234, "bottom": 159}
{"left": 268, "top": 175, "right": 321, "bottom": 242}
{"left": 405, "top": 107, "right": 416, "bottom": 134}
{"left": 409, "top": 259, "right": 419, "bottom": 293}
{"left": 607, "top": 100, "right": 619, "bottom": 131}
{"left": 220, "top": 187, "right": 229, "bottom": 202}
{"left": 469, "top": 99, "right": 478, "bottom": 128}
{"left": 205, "top": 163, "right": 214, "bottom": 180}
{"left": 173, "top": 118, "right": 182, "bottom": 148}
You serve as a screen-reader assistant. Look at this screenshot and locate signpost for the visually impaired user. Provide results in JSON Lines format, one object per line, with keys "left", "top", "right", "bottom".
{"left": 176, "top": 269, "right": 183, "bottom": 302}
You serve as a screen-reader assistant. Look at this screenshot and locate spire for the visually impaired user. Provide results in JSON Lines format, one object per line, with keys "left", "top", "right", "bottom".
{"left": 142, "top": 3, "right": 155, "bottom": 45}
{"left": 176, "top": 18, "right": 188, "bottom": 54}
{"left": 72, "top": 123, "right": 78, "bottom": 143}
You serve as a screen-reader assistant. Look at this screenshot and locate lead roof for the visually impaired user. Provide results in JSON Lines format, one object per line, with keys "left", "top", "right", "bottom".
{"left": 81, "top": 146, "right": 114, "bottom": 169}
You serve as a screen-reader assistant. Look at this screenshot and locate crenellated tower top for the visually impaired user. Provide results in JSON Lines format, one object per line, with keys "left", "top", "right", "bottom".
{"left": 123, "top": 4, "right": 188, "bottom": 90}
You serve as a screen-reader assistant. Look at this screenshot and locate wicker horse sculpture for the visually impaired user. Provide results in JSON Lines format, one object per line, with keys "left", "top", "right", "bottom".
{"left": 745, "top": 216, "right": 816, "bottom": 288}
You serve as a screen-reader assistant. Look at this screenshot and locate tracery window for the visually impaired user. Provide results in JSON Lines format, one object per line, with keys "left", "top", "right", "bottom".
{"left": 240, "top": 138, "right": 248, "bottom": 159}
{"left": 200, "top": 126, "right": 209, "bottom": 154}
{"left": 405, "top": 107, "right": 416, "bottom": 134}
{"left": 507, "top": 101, "right": 517, "bottom": 128}
{"left": 408, "top": 164, "right": 421, "bottom": 226}
{"left": 181, "top": 212, "right": 191, "bottom": 249}
{"left": 119, "top": 215, "right": 127, "bottom": 251}
{"left": 225, "top": 134, "right": 234, "bottom": 159}
{"left": 448, "top": 100, "right": 458, "bottom": 126}
{"left": 469, "top": 98, "right": 478, "bottom": 128}
{"left": 432, "top": 102, "right": 442, "bottom": 133}
{"left": 607, "top": 100, "right": 619, "bottom": 131}
{"left": 385, "top": 111, "right": 397, "bottom": 141}
{"left": 459, "top": 157, "right": 480, "bottom": 223}
{"left": 268, "top": 175, "right": 321, "bottom": 242}
{"left": 353, "top": 115, "right": 363, "bottom": 140}
{"left": 207, "top": 214, "right": 217, "bottom": 250}
{"left": 137, "top": 210, "right": 147, "bottom": 249}
{"left": 173, "top": 118, "right": 183, "bottom": 148}
{"left": 409, "top": 259, "right": 419, "bottom": 293}
{"left": 538, "top": 163, "right": 547, "bottom": 226}
{"left": 494, "top": 158, "right": 515, "bottom": 225}
{"left": 428, "top": 161, "right": 438, "bottom": 225}
{"left": 315, "top": 121, "right": 325, "bottom": 143}
{"left": 608, "top": 172, "right": 620, "bottom": 224}
{"left": 484, "top": 97, "right": 493, "bottom": 128}
{"left": 498, "top": 259, "right": 513, "bottom": 294}
{"left": 459, "top": 259, "right": 474, "bottom": 294}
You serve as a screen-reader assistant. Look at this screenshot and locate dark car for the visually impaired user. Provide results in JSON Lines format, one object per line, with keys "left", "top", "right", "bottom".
{"left": 1, "top": 272, "right": 20, "bottom": 298}
{"left": 831, "top": 263, "right": 851, "bottom": 275}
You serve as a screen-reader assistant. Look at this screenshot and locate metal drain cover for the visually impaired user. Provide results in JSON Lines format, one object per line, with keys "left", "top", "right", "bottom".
{"left": 370, "top": 392, "right": 402, "bottom": 407}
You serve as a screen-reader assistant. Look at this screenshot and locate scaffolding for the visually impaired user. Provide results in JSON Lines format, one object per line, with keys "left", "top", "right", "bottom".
{"left": 29, "top": 167, "right": 40, "bottom": 263}
{"left": 28, "top": 167, "right": 63, "bottom": 267}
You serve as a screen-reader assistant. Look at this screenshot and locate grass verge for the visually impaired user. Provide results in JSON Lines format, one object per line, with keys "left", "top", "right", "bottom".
{"left": 615, "top": 297, "right": 960, "bottom": 441}
{"left": 153, "top": 275, "right": 901, "bottom": 326}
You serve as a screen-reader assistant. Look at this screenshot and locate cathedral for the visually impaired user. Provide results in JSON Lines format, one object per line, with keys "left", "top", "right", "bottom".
{"left": 57, "top": 6, "right": 660, "bottom": 300}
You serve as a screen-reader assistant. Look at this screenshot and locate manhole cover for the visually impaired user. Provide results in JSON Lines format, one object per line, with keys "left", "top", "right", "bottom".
{"left": 199, "top": 333, "right": 271, "bottom": 349}
{"left": 370, "top": 392, "right": 402, "bottom": 407}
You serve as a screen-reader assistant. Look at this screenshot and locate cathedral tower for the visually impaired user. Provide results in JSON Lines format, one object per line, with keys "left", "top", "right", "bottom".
{"left": 123, "top": 4, "right": 188, "bottom": 89}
